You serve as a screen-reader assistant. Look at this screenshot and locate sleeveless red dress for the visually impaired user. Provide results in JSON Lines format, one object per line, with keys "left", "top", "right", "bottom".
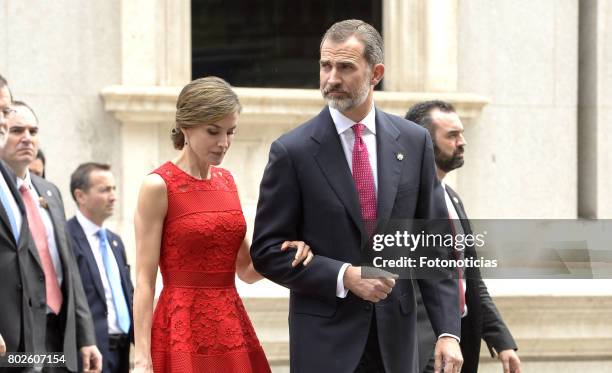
{"left": 150, "top": 162, "right": 271, "bottom": 373}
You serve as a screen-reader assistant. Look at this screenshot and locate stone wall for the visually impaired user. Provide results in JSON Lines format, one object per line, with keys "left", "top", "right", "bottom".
{"left": 0, "top": 0, "right": 123, "bottom": 221}
{"left": 456, "top": 0, "right": 579, "bottom": 219}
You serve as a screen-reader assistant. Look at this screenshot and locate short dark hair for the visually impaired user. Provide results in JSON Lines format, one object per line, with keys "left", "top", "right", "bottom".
{"left": 36, "top": 149, "right": 46, "bottom": 164}
{"left": 11, "top": 100, "right": 39, "bottom": 124}
{"left": 70, "top": 162, "right": 112, "bottom": 202}
{"left": 35, "top": 149, "right": 46, "bottom": 178}
{"left": 0, "top": 74, "right": 14, "bottom": 101}
{"left": 405, "top": 100, "right": 456, "bottom": 135}
{"left": 321, "top": 19, "right": 384, "bottom": 66}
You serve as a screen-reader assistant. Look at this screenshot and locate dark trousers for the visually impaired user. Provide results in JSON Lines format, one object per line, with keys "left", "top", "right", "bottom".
{"left": 355, "top": 311, "right": 385, "bottom": 373}
{"left": 423, "top": 353, "right": 435, "bottom": 373}
{"left": 43, "top": 313, "right": 68, "bottom": 373}
{"left": 104, "top": 334, "right": 130, "bottom": 373}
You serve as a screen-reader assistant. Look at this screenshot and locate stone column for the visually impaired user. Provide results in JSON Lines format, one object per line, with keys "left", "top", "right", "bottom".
{"left": 383, "top": 0, "right": 458, "bottom": 92}
{"left": 121, "top": 0, "right": 190, "bottom": 86}
{"left": 114, "top": 0, "right": 190, "bottom": 263}
{"left": 578, "top": 0, "right": 612, "bottom": 218}
{"left": 384, "top": 0, "right": 460, "bottom": 187}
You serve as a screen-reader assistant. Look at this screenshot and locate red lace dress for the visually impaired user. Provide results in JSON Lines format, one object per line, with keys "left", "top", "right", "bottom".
{"left": 150, "top": 162, "right": 271, "bottom": 373}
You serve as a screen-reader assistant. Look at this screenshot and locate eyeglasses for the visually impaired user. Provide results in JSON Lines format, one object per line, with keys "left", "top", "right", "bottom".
{"left": 0, "top": 107, "right": 16, "bottom": 120}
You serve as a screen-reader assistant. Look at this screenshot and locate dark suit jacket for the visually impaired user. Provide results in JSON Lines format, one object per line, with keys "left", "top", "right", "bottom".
{"left": 417, "top": 185, "right": 517, "bottom": 373}
{"left": 30, "top": 174, "right": 96, "bottom": 372}
{"left": 66, "top": 216, "right": 134, "bottom": 372}
{"left": 0, "top": 161, "right": 41, "bottom": 356}
{"left": 251, "top": 106, "right": 460, "bottom": 373}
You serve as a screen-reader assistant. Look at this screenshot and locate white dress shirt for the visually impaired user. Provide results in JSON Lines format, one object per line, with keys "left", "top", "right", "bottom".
{"left": 17, "top": 171, "right": 64, "bottom": 291}
{"left": 328, "top": 105, "right": 378, "bottom": 298}
{"left": 76, "top": 210, "right": 124, "bottom": 334}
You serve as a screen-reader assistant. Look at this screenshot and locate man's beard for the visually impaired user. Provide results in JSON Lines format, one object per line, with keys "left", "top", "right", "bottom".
{"left": 434, "top": 144, "right": 465, "bottom": 172}
{"left": 321, "top": 74, "right": 371, "bottom": 112}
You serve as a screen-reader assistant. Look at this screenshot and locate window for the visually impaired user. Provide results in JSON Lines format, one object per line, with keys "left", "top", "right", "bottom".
{"left": 192, "top": 0, "right": 382, "bottom": 88}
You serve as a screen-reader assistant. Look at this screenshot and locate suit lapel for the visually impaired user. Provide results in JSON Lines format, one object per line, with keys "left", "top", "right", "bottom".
{"left": 375, "top": 110, "right": 404, "bottom": 231}
{"left": 70, "top": 219, "right": 106, "bottom": 302}
{"left": 446, "top": 186, "right": 471, "bottom": 233}
{"left": 312, "top": 107, "right": 364, "bottom": 239}
{"left": 30, "top": 176, "right": 69, "bottom": 272}
{"left": 0, "top": 162, "right": 23, "bottom": 247}
{"left": 0, "top": 196, "right": 15, "bottom": 244}
{"left": 5, "top": 170, "right": 44, "bottom": 268}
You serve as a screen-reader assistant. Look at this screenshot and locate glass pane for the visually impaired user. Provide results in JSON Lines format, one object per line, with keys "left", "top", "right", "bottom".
{"left": 192, "top": 0, "right": 382, "bottom": 88}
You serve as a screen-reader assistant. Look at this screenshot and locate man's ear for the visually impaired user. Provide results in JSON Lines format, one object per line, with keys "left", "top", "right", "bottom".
{"left": 371, "top": 63, "right": 385, "bottom": 86}
{"left": 74, "top": 189, "right": 85, "bottom": 206}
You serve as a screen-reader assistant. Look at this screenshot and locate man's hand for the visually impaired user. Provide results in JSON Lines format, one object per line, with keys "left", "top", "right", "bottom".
{"left": 0, "top": 333, "right": 5, "bottom": 356}
{"left": 498, "top": 349, "right": 521, "bottom": 373}
{"left": 80, "top": 345, "right": 102, "bottom": 373}
{"left": 434, "top": 336, "right": 463, "bottom": 373}
{"left": 343, "top": 266, "right": 396, "bottom": 302}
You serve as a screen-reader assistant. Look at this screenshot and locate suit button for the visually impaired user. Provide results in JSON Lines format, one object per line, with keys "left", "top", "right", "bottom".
{"left": 16, "top": 284, "right": 23, "bottom": 291}
{"left": 364, "top": 303, "right": 372, "bottom": 311}
{"left": 39, "top": 275, "right": 44, "bottom": 281}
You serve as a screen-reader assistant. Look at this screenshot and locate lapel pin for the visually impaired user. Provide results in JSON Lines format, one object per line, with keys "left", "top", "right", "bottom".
{"left": 38, "top": 196, "right": 49, "bottom": 210}
{"left": 396, "top": 153, "right": 404, "bottom": 161}
{"left": 112, "top": 240, "right": 118, "bottom": 247}
{"left": 453, "top": 197, "right": 459, "bottom": 204}
{"left": 46, "top": 190, "right": 52, "bottom": 197}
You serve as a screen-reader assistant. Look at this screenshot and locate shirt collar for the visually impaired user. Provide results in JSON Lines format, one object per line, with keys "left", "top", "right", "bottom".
{"left": 329, "top": 105, "right": 377, "bottom": 136}
{"left": 76, "top": 210, "right": 104, "bottom": 238}
{"left": 16, "top": 170, "right": 33, "bottom": 190}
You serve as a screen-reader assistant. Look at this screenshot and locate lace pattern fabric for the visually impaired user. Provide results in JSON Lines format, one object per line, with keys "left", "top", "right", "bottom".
{"left": 150, "top": 162, "right": 270, "bottom": 373}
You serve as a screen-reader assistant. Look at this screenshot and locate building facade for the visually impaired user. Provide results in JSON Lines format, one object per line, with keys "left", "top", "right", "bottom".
{"left": 2, "top": 1, "right": 611, "bottom": 371}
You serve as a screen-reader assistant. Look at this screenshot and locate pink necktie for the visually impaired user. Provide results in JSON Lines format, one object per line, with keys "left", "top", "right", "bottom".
{"left": 351, "top": 123, "right": 377, "bottom": 235}
{"left": 19, "top": 185, "right": 63, "bottom": 314}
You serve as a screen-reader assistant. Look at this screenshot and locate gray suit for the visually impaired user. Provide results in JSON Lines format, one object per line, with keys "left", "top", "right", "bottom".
{"left": 0, "top": 160, "right": 40, "bottom": 356}
{"left": 28, "top": 174, "right": 96, "bottom": 372}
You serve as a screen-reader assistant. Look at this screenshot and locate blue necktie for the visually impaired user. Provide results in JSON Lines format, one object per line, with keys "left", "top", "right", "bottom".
{"left": 0, "top": 188, "right": 20, "bottom": 241}
{"left": 96, "top": 229, "right": 130, "bottom": 334}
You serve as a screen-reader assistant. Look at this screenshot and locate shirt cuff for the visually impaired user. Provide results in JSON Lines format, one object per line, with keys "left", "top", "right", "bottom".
{"left": 438, "top": 333, "right": 461, "bottom": 343}
{"left": 336, "top": 263, "right": 350, "bottom": 298}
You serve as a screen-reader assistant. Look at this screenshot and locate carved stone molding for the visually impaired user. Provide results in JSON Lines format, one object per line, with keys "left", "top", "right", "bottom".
{"left": 101, "top": 86, "right": 488, "bottom": 126}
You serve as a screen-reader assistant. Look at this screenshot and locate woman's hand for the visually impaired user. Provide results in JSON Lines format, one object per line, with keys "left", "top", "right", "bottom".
{"left": 281, "top": 241, "right": 314, "bottom": 267}
{"left": 132, "top": 355, "right": 154, "bottom": 373}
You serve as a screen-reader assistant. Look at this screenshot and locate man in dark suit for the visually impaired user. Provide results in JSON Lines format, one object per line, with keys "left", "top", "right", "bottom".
{"left": 66, "top": 163, "right": 133, "bottom": 373}
{"left": 406, "top": 101, "right": 521, "bottom": 373}
{"left": 2, "top": 100, "right": 101, "bottom": 372}
{"left": 251, "top": 20, "right": 463, "bottom": 373}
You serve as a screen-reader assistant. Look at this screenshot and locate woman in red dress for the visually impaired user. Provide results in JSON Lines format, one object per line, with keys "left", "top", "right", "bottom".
{"left": 132, "top": 77, "right": 312, "bottom": 373}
